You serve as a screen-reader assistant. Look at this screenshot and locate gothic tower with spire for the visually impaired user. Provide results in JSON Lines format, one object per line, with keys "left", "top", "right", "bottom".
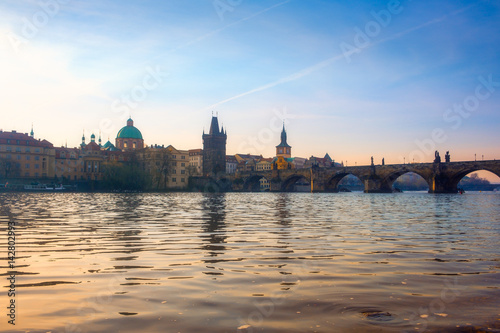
{"left": 202, "top": 114, "right": 227, "bottom": 176}
{"left": 276, "top": 123, "right": 292, "bottom": 158}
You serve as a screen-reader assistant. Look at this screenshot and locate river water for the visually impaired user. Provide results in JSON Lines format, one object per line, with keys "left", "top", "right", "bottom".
{"left": 0, "top": 192, "right": 499, "bottom": 333}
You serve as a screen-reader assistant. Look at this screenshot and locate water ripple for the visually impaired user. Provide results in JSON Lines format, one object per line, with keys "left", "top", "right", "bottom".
{"left": 0, "top": 192, "right": 499, "bottom": 332}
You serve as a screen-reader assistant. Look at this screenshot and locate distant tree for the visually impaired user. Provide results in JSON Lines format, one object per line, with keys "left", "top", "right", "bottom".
{"left": 458, "top": 173, "right": 490, "bottom": 187}
{"left": 393, "top": 172, "right": 429, "bottom": 191}
{"left": 185, "top": 164, "right": 198, "bottom": 178}
{"left": 149, "top": 149, "right": 174, "bottom": 190}
{"left": 338, "top": 174, "right": 363, "bottom": 186}
{"left": 0, "top": 157, "right": 20, "bottom": 179}
{"left": 102, "top": 161, "right": 148, "bottom": 191}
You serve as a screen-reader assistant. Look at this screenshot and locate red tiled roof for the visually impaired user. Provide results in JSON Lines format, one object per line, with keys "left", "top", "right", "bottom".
{"left": 84, "top": 141, "right": 101, "bottom": 151}
{"left": 236, "top": 154, "right": 262, "bottom": 160}
{"left": 55, "top": 147, "right": 80, "bottom": 158}
{"left": 0, "top": 130, "right": 53, "bottom": 148}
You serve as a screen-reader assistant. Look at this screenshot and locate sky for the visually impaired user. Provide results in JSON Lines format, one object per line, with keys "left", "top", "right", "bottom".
{"left": 1, "top": 0, "right": 499, "bottom": 180}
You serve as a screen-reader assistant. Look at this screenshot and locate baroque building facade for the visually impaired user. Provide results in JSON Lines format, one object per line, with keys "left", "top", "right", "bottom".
{"left": 137, "top": 144, "right": 189, "bottom": 190}
{"left": 0, "top": 129, "right": 55, "bottom": 180}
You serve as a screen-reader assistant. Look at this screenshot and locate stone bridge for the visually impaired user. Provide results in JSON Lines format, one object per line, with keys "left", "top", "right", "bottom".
{"left": 225, "top": 160, "right": 500, "bottom": 193}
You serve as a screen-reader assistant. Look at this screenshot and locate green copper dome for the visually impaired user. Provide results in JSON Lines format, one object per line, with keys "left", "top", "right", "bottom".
{"left": 116, "top": 118, "right": 143, "bottom": 140}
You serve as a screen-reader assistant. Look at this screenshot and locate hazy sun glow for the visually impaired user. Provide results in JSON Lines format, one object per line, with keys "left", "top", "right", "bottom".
{"left": 1, "top": 0, "right": 499, "bottom": 172}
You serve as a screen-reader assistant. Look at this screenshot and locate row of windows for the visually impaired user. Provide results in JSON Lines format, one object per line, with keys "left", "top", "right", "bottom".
{"left": 171, "top": 178, "right": 186, "bottom": 183}
{"left": 2, "top": 139, "right": 38, "bottom": 146}
{"left": 0, "top": 146, "right": 42, "bottom": 153}
{"left": 150, "top": 161, "right": 186, "bottom": 167}
{"left": 165, "top": 154, "right": 187, "bottom": 160}
{"left": 146, "top": 154, "right": 188, "bottom": 160}
{"left": 57, "top": 167, "right": 79, "bottom": 173}
{"left": 149, "top": 165, "right": 187, "bottom": 174}
{"left": 60, "top": 160, "right": 81, "bottom": 165}
{"left": 2, "top": 154, "right": 44, "bottom": 161}
{"left": 86, "top": 161, "right": 100, "bottom": 173}
{"left": 123, "top": 142, "right": 138, "bottom": 149}
{"left": 5, "top": 163, "right": 43, "bottom": 169}
{"left": 59, "top": 153, "right": 77, "bottom": 159}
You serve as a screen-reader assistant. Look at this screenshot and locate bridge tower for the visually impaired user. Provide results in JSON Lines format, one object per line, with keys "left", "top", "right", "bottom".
{"left": 203, "top": 114, "right": 227, "bottom": 177}
{"left": 276, "top": 124, "right": 292, "bottom": 158}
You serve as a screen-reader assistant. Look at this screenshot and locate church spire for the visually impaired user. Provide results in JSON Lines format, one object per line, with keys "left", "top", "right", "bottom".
{"left": 276, "top": 122, "right": 292, "bottom": 158}
{"left": 277, "top": 123, "right": 291, "bottom": 148}
{"left": 30, "top": 123, "right": 34, "bottom": 137}
{"left": 81, "top": 130, "right": 86, "bottom": 147}
{"left": 281, "top": 123, "right": 287, "bottom": 145}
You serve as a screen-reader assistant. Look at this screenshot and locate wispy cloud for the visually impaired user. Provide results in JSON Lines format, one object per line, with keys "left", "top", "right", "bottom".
{"left": 204, "top": 3, "right": 479, "bottom": 111}
{"left": 204, "top": 54, "right": 345, "bottom": 111}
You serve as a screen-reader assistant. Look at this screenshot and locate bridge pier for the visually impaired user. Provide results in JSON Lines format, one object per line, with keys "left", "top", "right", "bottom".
{"left": 428, "top": 176, "right": 457, "bottom": 194}
{"left": 363, "top": 177, "right": 392, "bottom": 193}
{"left": 269, "top": 181, "right": 282, "bottom": 192}
{"left": 311, "top": 181, "right": 325, "bottom": 193}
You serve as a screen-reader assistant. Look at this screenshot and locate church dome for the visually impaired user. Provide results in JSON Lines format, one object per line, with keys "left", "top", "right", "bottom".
{"left": 116, "top": 118, "right": 143, "bottom": 140}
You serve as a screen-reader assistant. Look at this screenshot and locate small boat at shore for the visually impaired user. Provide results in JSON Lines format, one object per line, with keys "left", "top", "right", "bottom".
{"left": 0, "top": 183, "right": 76, "bottom": 192}
{"left": 24, "top": 184, "right": 66, "bottom": 191}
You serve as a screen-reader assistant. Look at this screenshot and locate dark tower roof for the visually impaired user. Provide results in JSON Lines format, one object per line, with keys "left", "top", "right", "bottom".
{"left": 205, "top": 115, "right": 226, "bottom": 138}
{"left": 276, "top": 124, "right": 291, "bottom": 148}
{"left": 209, "top": 116, "right": 220, "bottom": 135}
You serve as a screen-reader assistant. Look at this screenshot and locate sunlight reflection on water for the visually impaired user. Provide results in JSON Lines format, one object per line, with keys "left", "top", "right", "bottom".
{"left": 0, "top": 192, "right": 499, "bottom": 332}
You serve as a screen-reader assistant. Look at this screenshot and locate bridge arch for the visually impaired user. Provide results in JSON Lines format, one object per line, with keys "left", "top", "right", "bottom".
{"left": 195, "top": 177, "right": 221, "bottom": 193}
{"left": 281, "top": 174, "right": 311, "bottom": 192}
{"left": 243, "top": 174, "right": 271, "bottom": 192}
{"left": 325, "top": 173, "right": 363, "bottom": 192}
{"left": 217, "top": 178, "right": 232, "bottom": 192}
{"left": 382, "top": 170, "right": 431, "bottom": 192}
{"left": 449, "top": 167, "right": 500, "bottom": 192}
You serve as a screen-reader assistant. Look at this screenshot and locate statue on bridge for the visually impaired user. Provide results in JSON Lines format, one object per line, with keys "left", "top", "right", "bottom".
{"left": 382, "top": 158, "right": 385, "bottom": 166}
{"left": 371, "top": 156, "right": 374, "bottom": 166}
{"left": 445, "top": 151, "right": 450, "bottom": 163}
{"left": 434, "top": 150, "right": 441, "bottom": 163}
